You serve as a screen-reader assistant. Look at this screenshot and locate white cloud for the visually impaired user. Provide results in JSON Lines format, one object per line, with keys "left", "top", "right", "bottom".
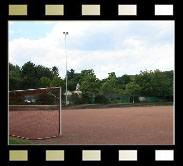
{"left": 147, "top": 21, "right": 174, "bottom": 40}
{"left": 9, "top": 21, "right": 174, "bottom": 79}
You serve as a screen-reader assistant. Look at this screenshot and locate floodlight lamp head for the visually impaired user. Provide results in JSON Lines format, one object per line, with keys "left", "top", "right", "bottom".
{"left": 63, "top": 32, "right": 69, "bottom": 35}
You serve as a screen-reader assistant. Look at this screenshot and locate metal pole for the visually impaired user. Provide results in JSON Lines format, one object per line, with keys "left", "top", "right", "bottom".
{"left": 63, "top": 32, "right": 68, "bottom": 105}
{"left": 59, "top": 87, "right": 62, "bottom": 135}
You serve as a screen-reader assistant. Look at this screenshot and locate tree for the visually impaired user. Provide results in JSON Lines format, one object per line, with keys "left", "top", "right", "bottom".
{"left": 150, "top": 69, "right": 173, "bottom": 98}
{"left": 80, "top": 75, "right": 101, "bottom": 102}
{"left": 50, "top": 75, "right": 64, "bottom": 88}
{"left": 100, "top": 80, "right": 116, "bottom": 100}
{"left": 125, "top": 82, "right": 141, "bottom": 103}
{"left": 117, "top": 89, "right": 125, "bottom": 98}
{"left": 9, "top": 63, "right": 23, "bottom": 90}
{"left": 40, "top": 77, "right": 51, "bottom": 88}
{"left": 67, "top": 69, "right": 75, "bottom": 80}
{"left": 52, "top": 66, "right": 59, "bottom": 76}
{"left": 21, "top": 61, "right": 39, "bottom": 89}
{"left": 117, "top": 74, "right": 131, "bottom": 89}
{"left": 80, "top": 69, "right": 95, "bottom": 79}
{"left": 134, "top": 69, "right": 173, "bottom": 101}
{"left": 72, "top": 72, "right": 82, "bottom": 85}
{"left": 134, "top": 70, "right": 153, "bottom": 97}
{"left": 21, "top": 61, "right": 36, "bottom": 78}
{"left": 67, "top": 80, "right": 77, "bottom": 91}
{"left": 164, "top": 71, "right": 173, "bottom": 101}
{"left": 102, "top": 72, "right": 118, "bottom": 100}
{"left": 20, "top": 61, "right": 59, "bottom": 89}
{"left": 66, "top": 69, "right": 78, "bottom": 91}
{"left": 35, "top": 65, "right": 54, "bottom": 80}
{"left": 108, "top": 72, "right": 116, "bottom": 79}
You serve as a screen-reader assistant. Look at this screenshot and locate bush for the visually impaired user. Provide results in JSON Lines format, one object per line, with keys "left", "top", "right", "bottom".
{"left": 80, "top": 94, "right": 91, "bottom": 104}
{"left": 95, "top": 95, "right": 110, "bottom": 104}
{"left": 70, "top": 93, "right": 82, "bottom": 104}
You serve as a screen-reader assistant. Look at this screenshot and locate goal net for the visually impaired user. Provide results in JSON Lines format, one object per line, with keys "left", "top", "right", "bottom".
{"left": 9, "top": 87, "right": 62, "bottom": 140}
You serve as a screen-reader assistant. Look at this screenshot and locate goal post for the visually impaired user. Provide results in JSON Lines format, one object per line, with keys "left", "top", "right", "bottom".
{"left": 9, "top": 86, "right": 62, "bottom": 140}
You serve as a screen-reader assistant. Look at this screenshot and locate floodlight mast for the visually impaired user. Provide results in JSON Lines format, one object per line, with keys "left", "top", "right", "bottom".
{"left": 59, "top": 87, "right": 62, "bottom": 135}
{"left": 63, "top": 32, "right": 69, "bottom": 105}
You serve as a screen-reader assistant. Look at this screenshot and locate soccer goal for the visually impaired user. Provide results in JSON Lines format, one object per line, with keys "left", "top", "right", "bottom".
{"left": 9, "top": 87, "right": 62, "bottom": 140}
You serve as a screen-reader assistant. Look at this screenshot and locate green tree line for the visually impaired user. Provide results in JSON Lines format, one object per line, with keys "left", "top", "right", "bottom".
{"left": 9, "top": 61, "right": 173, "bottom": 104}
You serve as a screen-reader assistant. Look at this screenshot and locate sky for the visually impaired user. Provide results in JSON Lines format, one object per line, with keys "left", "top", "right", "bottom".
{"left": 9, "top": 21, "right": 174, "bottom": 79}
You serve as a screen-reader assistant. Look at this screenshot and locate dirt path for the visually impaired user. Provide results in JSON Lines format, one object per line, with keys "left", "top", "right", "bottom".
{"left": 30, "top": 106, "right": 173, "bottom": 145}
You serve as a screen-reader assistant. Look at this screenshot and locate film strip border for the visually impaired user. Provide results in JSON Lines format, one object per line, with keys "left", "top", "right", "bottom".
{"left": 1, "top": 0, "right": 181, "bottom": 166}
{"left": 5, "top": 0, "right": 175, "bottom": 19}
{"left": 6, "top": 148, "right": 176, "bottom": 164}
{"left": 1, "top": 145, "right": 182, "bottom": 166}
{"left": 8, "top": 4, "right": 174, "bottom": 16}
